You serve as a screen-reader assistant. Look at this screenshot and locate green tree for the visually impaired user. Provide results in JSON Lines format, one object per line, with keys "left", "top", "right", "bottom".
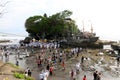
{"left": 25, "top": 10, "right": 80, "bottom": 40}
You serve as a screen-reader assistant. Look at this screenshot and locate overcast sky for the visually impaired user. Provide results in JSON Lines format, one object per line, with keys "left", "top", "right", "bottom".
{"left": 0, "top": 0, "right": 120, "bottom": 41}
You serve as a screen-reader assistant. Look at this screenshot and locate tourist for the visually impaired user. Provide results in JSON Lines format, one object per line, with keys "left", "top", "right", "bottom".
{"left": 36, "top": 59, "right": 40, "bottom": 68}
{"left": 96, "top": 72, "right": 101, "bottom": 80}
{"left": 16, "top": 60, "right": 19, "bottom": 66}
{"left": 81, "top": 56, "right": 84, "bottom": 70}
{"left": 25, "top": 67, "right": 29, "bottom": 75}
{"left": 93, "top": 71, "right": 98, "bottom": 80}
{"left": 43, "top": 69, "right": 49, "bottom": 80}
{"left": 83, "top": 75, "right": 87, "bottom": 80}
{"left": 46, "top": 63, "right": 50, "bottom": 71}
{"left": 75, "top": 63, "right": 80, "bottom": 74}
{"left": 25, "top": 71, "right": 28, "bottom": 77}
{"left": 25, "top": 67, "right": 32, "bottom": 77}
{"left": 26, "top": 49, "right": 29, "bottom": 57}
{"left": 28, "top": 69, "right": 32, "bottom": 76}
{"left": 117, "top": 56, "right": 120, "bottom": 67}
{"left": 70, "top": 69, "right": 74, "bottom": 80}
{"left": 49, "top": 66, "right": 53, "bottom": 76}
{"left": 1, "top": 49, "right": 4, "bottom": 60}
{"left": 81, "top": 56, "right": 84, "bottom": 64}
{"left": 5, "top": 52, "right": 7, "bottom": 58}
{"left": 62, "top": 61, "right": 65, "bottom": 70}
{"left": 70, "top": 69, "right": 76, "bottom": 80}
{"left": 77, "top": 51, "right": 79, "bottom": 57}
{"left": 39, "top": 72, "right": 44, "bottom": 80}
{"left": 4, "top": 50, "right": 9, "bottom": 62}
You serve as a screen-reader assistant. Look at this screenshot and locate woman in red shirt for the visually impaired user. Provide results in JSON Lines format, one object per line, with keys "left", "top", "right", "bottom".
{"left": 83, "top": 75, "right": 87, "bottom": 80}
{"left": 49, "top": 66, "right": 53, "bottom": 76}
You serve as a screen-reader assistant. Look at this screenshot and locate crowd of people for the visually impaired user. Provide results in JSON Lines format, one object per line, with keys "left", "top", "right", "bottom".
{"left": 1, "top": 40, "right": 119, "bottom": 80}
{"left": 0, "top": 40, "right": 103, "bottom": 80}
{"left": 0, "top": 41, "right": 82, "bottom": 80}
{"left": 33, "top": 43, "right": 82, "bottom": 80}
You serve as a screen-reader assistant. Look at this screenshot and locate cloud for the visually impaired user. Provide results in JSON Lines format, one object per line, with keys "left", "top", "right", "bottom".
{"left": 0, "top": 0, "right": 120, "bottom": 40}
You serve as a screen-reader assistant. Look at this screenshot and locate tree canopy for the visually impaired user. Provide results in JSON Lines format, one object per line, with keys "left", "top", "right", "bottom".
{"left": 25, "top": 10, "right": 80, "bottom": 40}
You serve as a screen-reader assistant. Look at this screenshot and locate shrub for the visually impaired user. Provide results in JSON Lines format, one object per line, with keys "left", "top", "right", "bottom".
{"left": 14, "top": 72, "right": 25, "bottom": 79}
{"left": 25, "top": 76, "right": 34, "bottom": 80}
{"left": 14, "top": 72, "right": 34, "bottom": 80}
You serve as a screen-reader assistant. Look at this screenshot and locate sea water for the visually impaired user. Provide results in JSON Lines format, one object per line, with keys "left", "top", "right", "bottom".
{"left": 0, "top": 36, "right": 25, "bottom": 45}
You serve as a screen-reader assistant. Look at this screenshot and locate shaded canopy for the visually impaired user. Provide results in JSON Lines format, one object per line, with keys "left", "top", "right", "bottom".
{"left": 25, "top": 10, "right": 80, "bottom": 40}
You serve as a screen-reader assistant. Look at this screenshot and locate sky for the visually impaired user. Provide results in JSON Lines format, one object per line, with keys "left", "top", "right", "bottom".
{"left": 0, "top": 0, "right": 120, "bottom": 41}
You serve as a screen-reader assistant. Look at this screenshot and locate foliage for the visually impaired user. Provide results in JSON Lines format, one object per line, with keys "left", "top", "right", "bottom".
{"left": 23, "top": 37, "right": 32, "bottom": 43}
{"left": 14, "top": 72, "right": 25, "bottom": 79}
{"left": 25, "top": 76, "right": 34, "bottom": 80}
{"left": 25, "top": 10, "right": 80, "bottom": 40}
{"left": 14, "top": 72, "right": 34, "bottom": 80}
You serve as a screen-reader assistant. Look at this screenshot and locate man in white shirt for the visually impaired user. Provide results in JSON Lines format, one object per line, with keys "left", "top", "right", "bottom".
{"left": 39, "top": 72, "right": 44, "bottom": 80}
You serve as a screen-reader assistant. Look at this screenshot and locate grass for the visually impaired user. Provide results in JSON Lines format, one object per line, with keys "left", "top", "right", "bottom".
{"left": 6, "top": 62, "right": 20, "bottom": 69}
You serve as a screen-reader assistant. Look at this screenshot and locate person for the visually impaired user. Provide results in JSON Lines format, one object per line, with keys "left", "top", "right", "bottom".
{"left": 93, "top": 71, "right": 98, "bottom": 80}
{"left": 81, "top": 56, "right": 84, "bottom": 70}
{"left": 39, "top": 72, "right": 44, "bottom": 80}
{"left": 28, "top": 69, "right": 32, "bottom": 76}
{"left": 25, "top": 67, "right": 32, "bottom": 77}
{"left": 83, "top": 75, "right": 87, "bottom": 80}
{"left": 81, "top": 56, "right": 84, "bottom": 64}
{"left": 70, "top": 69, "right": 74, "bottom": 80}
{"left": 76, "top": 63, "right": 80, "bottom": 74}
{"left": 97, "top": 73, "right": 101, "bottom": 80}
{"left": 43, "top": 69, "right": 49, "bottom": 80}
{"left": 25, "top": 71, "right": 28, "bottom": 77}
{"left": 62, "top": 61, "right": 65, "bottom": 70}
{"left": 26, "top": 49, "right": 29, "bottom": 57}
{"left": 25, "top": 67, "right": 29, "bottom": 76}
{"left": 49, "top": 66, "right": 53, "bottom": 76}
{"left": 36, "top": 59, "right": 40, "bottom": 67}
{"left": 70, "top": 69, "right": 76, "bottom": 80}
{"left": 1, "top": 49, "right": 4, "bottom": 60}
{"left": 5, "top": 51, "right": 7, "bottom": 58}
{"left": 46, "top": 64, "right": 50, "bottom": 71}
{"left": 16, "top": 60, "right": 19, "bottom": 66}
{"left": 117, "top": 56, "right": 120, "bottom": 67}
